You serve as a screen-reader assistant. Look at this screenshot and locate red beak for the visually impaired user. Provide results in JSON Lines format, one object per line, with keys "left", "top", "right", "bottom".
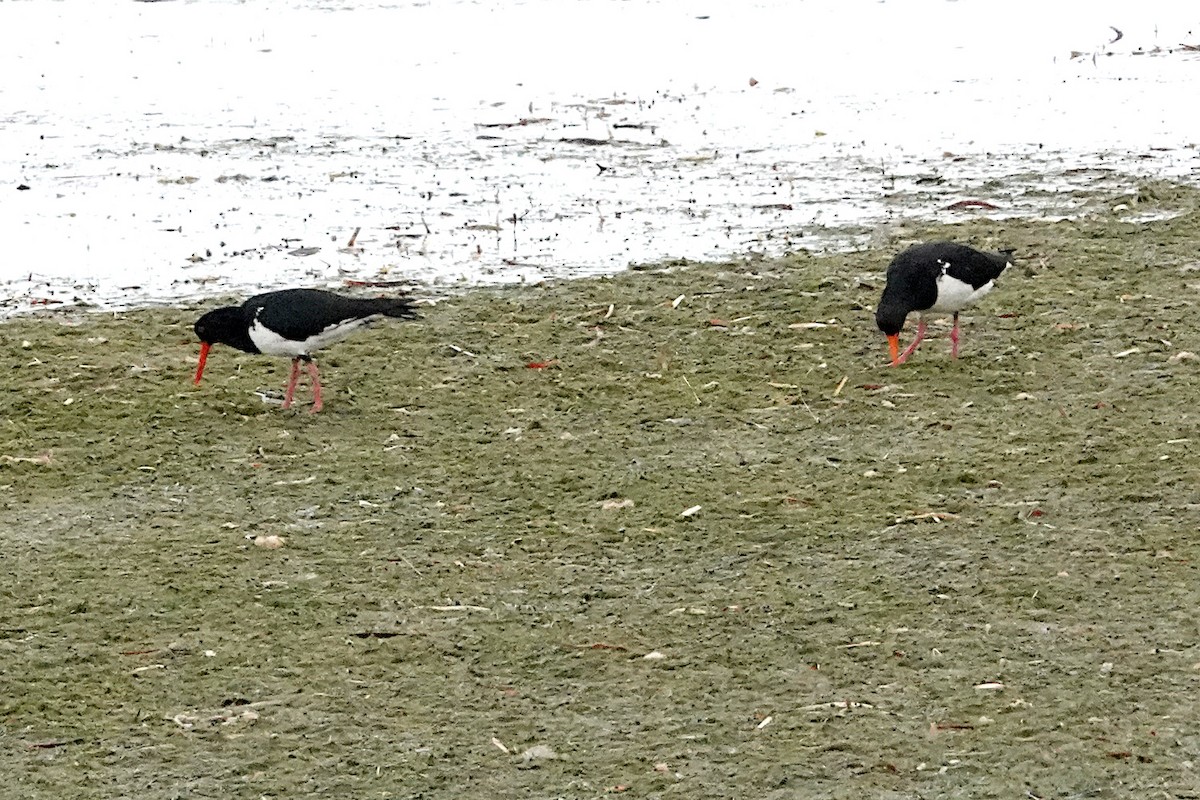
{"left": 887, "top": 334, "right": 900, "bottom": 366}
{"left": 194, "top": 342, "right": 211, "bottom": 385}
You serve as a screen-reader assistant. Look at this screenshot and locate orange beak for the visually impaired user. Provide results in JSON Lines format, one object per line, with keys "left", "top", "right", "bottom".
{"left": 194, "top": 341, "right": 211, "bottom": 385}
{"left": 887, "top": 334, "right": 900, "bottom": 366}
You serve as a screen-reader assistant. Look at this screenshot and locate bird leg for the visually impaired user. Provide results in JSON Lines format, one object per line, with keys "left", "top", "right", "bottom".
{"left": 281, "top": 358, "right": 302, "bottom": 409}
{"left": 305, "top": 359, "right": 323, "bottom": 413}
{"left": 892, "top": 319, "right": 927, "bottom": 366}
{"left": 950, "top": 312, "right": 961, "bottom": 359}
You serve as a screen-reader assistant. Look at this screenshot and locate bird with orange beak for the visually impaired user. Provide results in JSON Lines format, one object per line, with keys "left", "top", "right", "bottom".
{"left": 193, "top": 288, "right": 418, "bottom": 412}
{"left": 875, "top": 242, "right": 1013, "bottom": 366}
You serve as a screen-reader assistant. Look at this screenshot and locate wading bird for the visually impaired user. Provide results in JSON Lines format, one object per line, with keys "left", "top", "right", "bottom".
{"left": 875, "top": 242, "right": 1013, "bottom": 365}
{"left": 193, "top": 288, "right": 419, "bottom": 412}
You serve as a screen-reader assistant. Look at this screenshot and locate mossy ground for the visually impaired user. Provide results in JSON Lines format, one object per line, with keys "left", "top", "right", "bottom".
{"left": 3, "top": 184, "right": 1200, "bottom": 798}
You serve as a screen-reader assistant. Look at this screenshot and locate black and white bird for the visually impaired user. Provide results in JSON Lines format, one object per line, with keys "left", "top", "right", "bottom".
{"left": 193, "top": 288, "right": 419, "bottom": 412}
{"left": 875, "top": 242, "right": 1013, "bottom": 366}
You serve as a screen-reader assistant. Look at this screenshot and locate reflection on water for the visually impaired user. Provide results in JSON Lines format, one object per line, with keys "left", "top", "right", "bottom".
{"left": 0, "top": 0, "right": 1196, "bottom": 313}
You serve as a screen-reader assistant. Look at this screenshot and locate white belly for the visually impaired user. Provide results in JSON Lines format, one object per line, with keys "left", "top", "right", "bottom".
{"left": 248, "top": 316, "right": 378, "bottom": 357}
{"left": 928, "top": 274, "right": 994, "bottom": 314}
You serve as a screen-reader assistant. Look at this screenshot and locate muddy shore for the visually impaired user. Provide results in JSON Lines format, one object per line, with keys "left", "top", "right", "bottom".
{"left": 3, "top": 181, "right": 1200, "bottom": 798}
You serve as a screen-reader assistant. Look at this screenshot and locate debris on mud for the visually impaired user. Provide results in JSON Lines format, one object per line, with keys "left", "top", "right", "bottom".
{"left": 4, "top": 184, "right": 1200, "bottom": 796}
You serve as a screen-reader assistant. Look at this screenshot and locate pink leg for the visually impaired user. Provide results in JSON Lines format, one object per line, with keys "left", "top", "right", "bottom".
{"left": 281, "top": 358, "right": 302, "bottom": 409}
{"left": 893, "top": 320, "right": 927, "bottom": 365}
{"left": 950, "top": 312, "right": 960, "bottom": 359}
{"left": 306, "top": 360, "right": 323, "bottom": 413}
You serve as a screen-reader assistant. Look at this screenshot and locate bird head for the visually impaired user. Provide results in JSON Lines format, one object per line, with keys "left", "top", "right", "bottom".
{"left": 875, "top": 300, "right": 907, "bottom": 365}
{"left": 192, "top": 307, "right": 243, "bottom": 385}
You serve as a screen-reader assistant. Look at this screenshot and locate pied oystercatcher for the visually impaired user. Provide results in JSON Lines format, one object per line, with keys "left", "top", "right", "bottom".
{"left": 875, "top": 242, "right": 1013, "bottom": 366}
{"left": 193, "top": 288, "right": 419, "bottom": 412}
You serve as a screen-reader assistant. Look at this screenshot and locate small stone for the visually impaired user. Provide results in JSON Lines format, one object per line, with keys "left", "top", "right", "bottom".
{"left": 520, "top": 744, "right": 557, "bottom": 762}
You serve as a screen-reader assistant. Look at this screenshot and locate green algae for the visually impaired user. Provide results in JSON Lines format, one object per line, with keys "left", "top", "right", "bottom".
{"left": 2, "top": 183, "right": 1200, "bottom": 798}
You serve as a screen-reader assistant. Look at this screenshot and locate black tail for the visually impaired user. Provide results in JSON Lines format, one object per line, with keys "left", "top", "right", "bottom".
{"left": 365, "top": 296, "right": 420, "bottom": 321}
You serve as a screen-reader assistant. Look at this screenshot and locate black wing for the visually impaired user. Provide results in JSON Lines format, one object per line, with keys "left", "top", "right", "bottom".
{"left": 245, "top": 288, "right": 417, "bottom": 342}
{"left": 930, "top": 242, "right": 1012, "bottom": 289}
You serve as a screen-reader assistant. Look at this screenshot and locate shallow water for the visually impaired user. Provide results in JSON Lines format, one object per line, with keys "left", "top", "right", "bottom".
{"left": 1, "top": 0, "right": 1197, "bottom": 314}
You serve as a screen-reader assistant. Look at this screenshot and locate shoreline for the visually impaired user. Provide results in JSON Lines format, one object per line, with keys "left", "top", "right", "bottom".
{"left": 4, "top": 172, "right": 1196, "bottom": 320}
